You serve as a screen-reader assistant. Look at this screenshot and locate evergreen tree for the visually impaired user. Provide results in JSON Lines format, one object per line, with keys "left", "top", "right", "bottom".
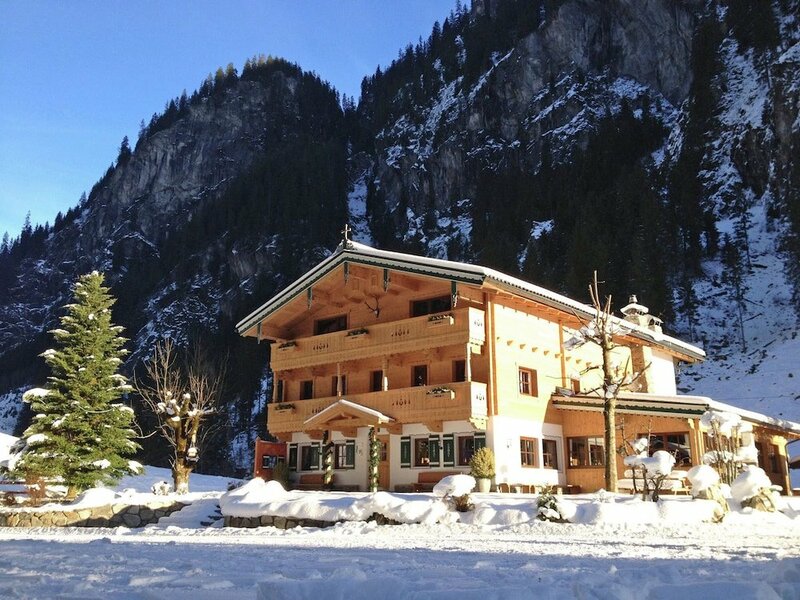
{"left": 14, "top": 271, "right": 140, "bottom": 499}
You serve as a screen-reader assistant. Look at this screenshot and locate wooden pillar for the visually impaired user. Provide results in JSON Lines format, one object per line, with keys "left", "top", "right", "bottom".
{"left": 381, "top": 356, "right": 389, "bottom": 391}
{"left": 368, "top": 426, "right": 379, "bottom": 492}
{"left": 465, "top": 344, "right": 472, "bottom": 382}
{"left": 336, "top": 362, "right": 342, "bottom": 397}
{"left": 558, "top": 321, "right": 567, "bottom": 388}
{"left": 323, "top": 430, "right": 334, "bottom": 489}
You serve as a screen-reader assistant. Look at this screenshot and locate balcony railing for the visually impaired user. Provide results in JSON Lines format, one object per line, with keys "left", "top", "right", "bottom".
{"left": 267, "top": 380, "right": 488, "bottom": 434}
{"left": 271, "top": 307, "right": 486, "bottom": 371}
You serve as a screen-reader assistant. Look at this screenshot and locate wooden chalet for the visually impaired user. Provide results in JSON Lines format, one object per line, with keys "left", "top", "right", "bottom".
{"left": 237, "top": 234, "right": 799, "bottom": 493}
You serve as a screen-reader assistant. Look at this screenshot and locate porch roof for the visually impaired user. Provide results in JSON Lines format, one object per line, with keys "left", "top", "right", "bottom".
{"left": 552, "top": 391, "right": 800, "bottom": 436}
{"left": 303, "top": 399, "right": 394, "bottom": 431}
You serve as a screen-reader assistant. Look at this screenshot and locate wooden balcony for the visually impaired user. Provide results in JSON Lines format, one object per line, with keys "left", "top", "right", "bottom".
{"left": 271, "top": 307, "right": 486, "bottom": 371}
{"left": 267, "top": 380, "right": 489, "bottom": 435}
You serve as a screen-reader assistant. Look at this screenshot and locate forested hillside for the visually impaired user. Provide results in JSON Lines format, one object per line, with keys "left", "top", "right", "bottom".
{"left": 0, "top": 0, "right": 797, "bottom": 473}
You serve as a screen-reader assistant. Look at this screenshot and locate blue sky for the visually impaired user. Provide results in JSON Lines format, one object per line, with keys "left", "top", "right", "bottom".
{"left": 0, "top": 1, "right": 457, "bottom": 240}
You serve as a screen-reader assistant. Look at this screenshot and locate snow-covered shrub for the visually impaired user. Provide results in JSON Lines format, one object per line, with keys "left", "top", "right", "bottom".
{"left": 701, "top": 410, "right": 756, "bottom": 484}
{"left": 731, "top": 466, "right": 780, "bottom": 512}
{"left": 537, "top": 486, "right": 566, "bottom": 522}
{"left": 432, "top": 474, "right": 475, "bottom": 497}
{"left": 433, "top": 474, "right": 476, "bottom": 512}
{"left": 686, "top": 465, "right": 728, "bottom": 522}
{"left": 151, "top": 480, "right": 172, "bottom": 496}
{"left": 686, "top": 465, "right": 719, "bottom": 496}
{"left": 623, "top": 450, "right": 676, "bottom": 501}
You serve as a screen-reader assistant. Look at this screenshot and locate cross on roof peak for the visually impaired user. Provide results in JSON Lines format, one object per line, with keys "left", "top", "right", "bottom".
{"left": 341, "top": 224, "right": 352, "bottom": 246}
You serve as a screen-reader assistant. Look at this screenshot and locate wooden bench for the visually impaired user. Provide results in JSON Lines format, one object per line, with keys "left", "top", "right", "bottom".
{"left": 292, "top": 473, "right": 358, "bottom": 492}
{"left": 411, "top": 471, "right": 462, "bottom": 493}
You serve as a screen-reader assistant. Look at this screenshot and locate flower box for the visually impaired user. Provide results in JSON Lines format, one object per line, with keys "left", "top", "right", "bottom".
{"left": 427, "top": 313, "right": 454, "bottom": 327}
{"left": 344, "top": 328, "right": 369, "bottom": 342}
{"left": 274, "top": 403, "right": 295, "bottom": 413}
{"left": 277, "top": 341, "right": 297, "bottom": 352}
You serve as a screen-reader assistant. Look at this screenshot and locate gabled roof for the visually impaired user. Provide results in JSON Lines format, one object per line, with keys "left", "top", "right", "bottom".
{"left": 236, "top": 240, "right": 705, "bottom": 361}
{"left": 552, "top": 391, "right": 800, "bottom": 436}
{"left": 303, "top": 399, "right": 394, "bottom": 430}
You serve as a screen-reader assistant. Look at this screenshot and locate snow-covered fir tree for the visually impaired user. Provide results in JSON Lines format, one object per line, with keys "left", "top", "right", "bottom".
{"left": 14, "top": 271, "right": 140, "bottom": 499}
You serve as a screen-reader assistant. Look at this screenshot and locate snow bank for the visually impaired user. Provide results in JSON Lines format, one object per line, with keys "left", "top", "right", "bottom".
{"left": 570, "top": 496, "right": 721, "bottom": 525}
{"left": 220, "top": 481, "right": 452, "bottom": 525}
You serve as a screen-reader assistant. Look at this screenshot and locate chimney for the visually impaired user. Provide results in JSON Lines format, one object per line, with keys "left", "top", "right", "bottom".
{"left": 620, "top": 295, "right": 663, "bottom": 333}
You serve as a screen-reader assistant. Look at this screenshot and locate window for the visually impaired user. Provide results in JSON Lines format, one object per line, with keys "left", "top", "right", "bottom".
{"left": 333, "top": 442, "right": 355, "bottom": 469}
{"left": 453, "top": 360, "right": 466, "bottom": 383}
{"left": 520, "top": 437, "right": 539, "bottom": 467}
{"left": 300, "top": 445, "right": 320, "bottom": 471}
{"left": 261, "top": 455, "right": 279, "bottom": 469}
{"left": 518, "top": 368, "right": 537, "bottom": 396}
{"left": 457, "top": 435, "right": 475, "bottom": 466}
{"left": 412, "top": 365, "right": 428, "bottom": 386}
{"left": 770, "top": 445, "right": 781, "bottom": 474}
{"left": 414, "top": 437, "right": 430, "bottom": 467}
{"left": 411, "top": 295, "right": 451, "bottom": 317}
{"left": 300, "top": 380, "right": 314, "bottom": 400}
{"left": 331, "top": 375, "right": 347, "bottom": 396}
{"left": 370, "top": 370, "right": 383, "bottom": 392}
{"left": 568, "top": 436, "right": 605, "bottom": 467}
{"left": 644, "top": 432, "right": 690, "bottom": 466}
{"left": 273, "top": 379, "right": 284, "bottom": 403}
{"left": 542, "top": 439, "right": 559, "bottom": 469}
{"left": 314, "top": 315, "right": 348, "bottom": 335}
{"left": 570, "top": 377, "right": 581, "bottom": 394}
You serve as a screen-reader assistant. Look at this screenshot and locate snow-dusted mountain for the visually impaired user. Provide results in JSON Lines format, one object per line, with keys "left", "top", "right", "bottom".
{"left": 0, "top": 0, "right": 797, "bottom": 472}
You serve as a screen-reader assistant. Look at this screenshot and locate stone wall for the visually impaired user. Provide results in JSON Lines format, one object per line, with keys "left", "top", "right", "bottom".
{"left": 0, "top": 501, "right": 185, "bottom": 528}
{"left": 224, "top": 512, "right": 401, "bottom": 529}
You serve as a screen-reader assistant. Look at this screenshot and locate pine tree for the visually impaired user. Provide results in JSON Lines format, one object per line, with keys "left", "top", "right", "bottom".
{"left": 14, "top": 271, "right": 140, "bottom": 499}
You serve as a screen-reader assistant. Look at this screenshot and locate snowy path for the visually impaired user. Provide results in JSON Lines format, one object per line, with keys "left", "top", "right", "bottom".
{"left": 1, "top": 519, "right": 799, "bottom": 599}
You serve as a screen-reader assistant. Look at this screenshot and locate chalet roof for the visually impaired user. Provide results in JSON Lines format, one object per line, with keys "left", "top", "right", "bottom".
{"left": 552, "top": 391, "right": 800, "bottom": 436}
{"left": 236, "top": 240, "right": 705, "bottom": 361}
{"left": 303, "top": 399, "right": 394, "bottom": 430}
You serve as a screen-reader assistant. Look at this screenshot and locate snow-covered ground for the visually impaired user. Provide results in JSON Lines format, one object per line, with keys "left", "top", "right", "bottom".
{"left": 1, "top": 466, "right": 800, "bottom": 599}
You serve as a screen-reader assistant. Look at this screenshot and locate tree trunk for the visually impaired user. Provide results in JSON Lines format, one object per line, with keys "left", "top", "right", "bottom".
{"left": 603, "top": 344, "right": 618, "bottom": 492}
{"left": 173, "top": 461, "right": 192, "bottom": 494}
{"left": 66, "top": 485, "right": 79, "bottom": 500}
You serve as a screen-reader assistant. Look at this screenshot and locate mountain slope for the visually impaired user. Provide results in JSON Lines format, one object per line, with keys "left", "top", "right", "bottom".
{"left": 0, "top": 0, "right": 798, "bottom": 473}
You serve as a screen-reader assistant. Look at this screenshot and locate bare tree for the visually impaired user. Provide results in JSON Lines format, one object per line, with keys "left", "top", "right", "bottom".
{"left": 135, "top": 338, "right": 225, "bottom": 493}
{"left": 566, "top": 272, "right": 648, "bottom": 492}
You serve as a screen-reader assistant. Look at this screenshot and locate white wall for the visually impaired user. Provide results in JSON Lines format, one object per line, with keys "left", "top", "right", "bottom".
{"left": 290, "top": 429, "right": 369, "bottom": 489}
{"left": 388, "top": 420, "right": 473, "bottom": 489}
{"left": 488, "top": 416, "right": 565, "bottom": 487}
{"left": 649, "top": 350, "right": 677, "bottom": 395}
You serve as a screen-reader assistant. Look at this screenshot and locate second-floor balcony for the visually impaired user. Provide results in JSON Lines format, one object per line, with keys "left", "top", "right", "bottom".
{"left": 267, "top": 380, "right": 489, "bottom": 435}
{"left": 270, "top": 307, "right": 486, "bottom": 372}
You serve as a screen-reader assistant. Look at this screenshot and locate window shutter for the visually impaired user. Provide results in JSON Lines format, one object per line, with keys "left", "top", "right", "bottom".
{"left": 345, "top": 440, "right": 356, "bottom": 469}
{"left": 400, "top": 436, "right": 411, "bottom": 468}
{"left": 429, "top": 435, "right": 440, "bottom": 466}
{"left": 474, "top": 432, "right": 486, "bottom": 451}
{"left": 442, "top": 434, "right": 455, "bottom": 467}
{"left": 313, "top": 442, "right": 322, "bottom": 470}
{"left": 288, "top": 444, "right": 298, "bottom": 471}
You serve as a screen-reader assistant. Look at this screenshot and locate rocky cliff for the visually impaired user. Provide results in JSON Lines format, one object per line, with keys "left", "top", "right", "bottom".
{"left": 1, "top": 0, "right": 798, "bottom": 472}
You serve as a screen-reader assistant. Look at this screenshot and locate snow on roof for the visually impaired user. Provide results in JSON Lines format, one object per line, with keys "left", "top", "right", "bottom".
{"left": 303, "top": 399, "right": 394, "bottom": 426}
{"left": 236, "top": 241, "right": 705, "bottom": 361}
{"left": 553, "top": 391, "right": 800, "bottom": 435}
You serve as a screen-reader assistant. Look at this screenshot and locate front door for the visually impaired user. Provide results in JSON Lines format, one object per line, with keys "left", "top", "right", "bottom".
{"left": 378, "top": 435, "right": 390, "bottom": 490}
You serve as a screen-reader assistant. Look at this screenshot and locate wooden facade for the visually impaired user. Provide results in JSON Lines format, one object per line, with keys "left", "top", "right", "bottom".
{"left": 238, "top": 239, "right": 799, "bottom": 493}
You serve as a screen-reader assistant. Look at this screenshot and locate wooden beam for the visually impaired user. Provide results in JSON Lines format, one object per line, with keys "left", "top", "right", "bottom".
{"left": 424, "top": 420, "right": 443, "bottom": 433}
{"left": 307, "top": 430, "right": 325, "bottom": 440}
{"left": 383, "top": 423, "right": 403, "bottom": 435}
